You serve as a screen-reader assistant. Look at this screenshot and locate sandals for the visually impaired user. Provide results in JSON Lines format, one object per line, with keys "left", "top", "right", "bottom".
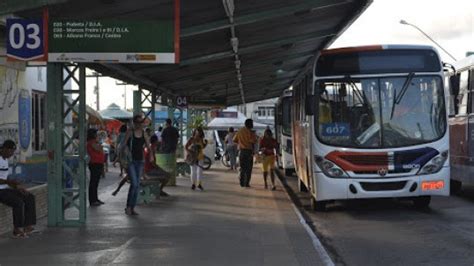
{"left": 125, "top": 208, "right": 139, "bottom": 216}
{"left": 24, "top": 228, "right": 41, "bottom": 235}
{"left": 11, "top": 232, "right": 28, "bottom": 239}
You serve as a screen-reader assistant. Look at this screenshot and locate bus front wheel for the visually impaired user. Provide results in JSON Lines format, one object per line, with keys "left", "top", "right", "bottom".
{"left": 413, "top": 196, "right": 431, "bottom": 209}
{"left": 310, "top": 197, "right": 327, "bottom": 212}
{"left": 298, "top": 179, "right": 308, "bottom": 192}
{"left": 450, "top": 180, "right": 462, "bottom": 194}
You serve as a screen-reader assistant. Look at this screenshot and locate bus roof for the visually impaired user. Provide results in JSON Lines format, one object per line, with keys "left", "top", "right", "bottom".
{"left": 452, "top": 55, "right": 474, "bottom": 73}
{"left": 322, "top": 44, "right": 437, "bottom": 55}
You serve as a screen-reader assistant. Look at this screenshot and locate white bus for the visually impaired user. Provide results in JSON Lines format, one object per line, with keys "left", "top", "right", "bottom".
{"left": 275, "top": 89, "right": 294, "bottom": 176}
{"left": 292, "top": 45, "right": 450, "bottom": 211}
{"left": 447, "top": 55, "right": 474, "bottom": 191}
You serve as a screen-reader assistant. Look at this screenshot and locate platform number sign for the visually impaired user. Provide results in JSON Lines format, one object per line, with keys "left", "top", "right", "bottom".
{"left": 6, "top": 19, "right": 46, "bottom": 61}
{"left": 176, "top": 96, "right": 188, "bottom": 109}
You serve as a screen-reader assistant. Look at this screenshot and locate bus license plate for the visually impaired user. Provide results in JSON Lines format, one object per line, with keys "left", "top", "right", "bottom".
{"left": 421, "top": 180, "right": 444, "bottom": 191}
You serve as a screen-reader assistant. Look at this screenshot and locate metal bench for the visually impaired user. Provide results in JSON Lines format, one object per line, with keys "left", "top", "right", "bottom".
{"left": 137, "top": 179, "right": 162, "bottom": 204}
{"left": 176, "top": 160, "right": 190, "bottom": 176}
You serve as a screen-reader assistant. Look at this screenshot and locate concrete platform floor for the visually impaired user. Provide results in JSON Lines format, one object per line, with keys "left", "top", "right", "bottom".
{"left": 0, "top": 165, "right": 324, "bottom": 265}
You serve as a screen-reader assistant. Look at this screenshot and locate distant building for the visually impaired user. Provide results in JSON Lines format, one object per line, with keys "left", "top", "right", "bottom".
{"left": 237, "top": 98, "right": 277, "bottom": 130}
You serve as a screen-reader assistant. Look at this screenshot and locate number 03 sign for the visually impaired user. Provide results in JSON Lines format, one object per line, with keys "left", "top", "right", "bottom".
{"left": 6, "top": 19, "right": 46, "bottom": 61}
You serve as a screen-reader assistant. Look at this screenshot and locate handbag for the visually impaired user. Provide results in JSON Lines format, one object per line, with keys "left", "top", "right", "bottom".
{"left": 119, "top": 133, "right": 134, "bottom": 168}
{"left": 185, "top": 143, "right": 201, "bottom": 165}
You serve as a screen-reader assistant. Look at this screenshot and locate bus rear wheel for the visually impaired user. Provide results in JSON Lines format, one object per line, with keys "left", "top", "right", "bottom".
{"left": 310, "top": 197, "right": 327, "bottom": 212}
{"left": 413, "top": 196, "right": 431, "bottom": 209}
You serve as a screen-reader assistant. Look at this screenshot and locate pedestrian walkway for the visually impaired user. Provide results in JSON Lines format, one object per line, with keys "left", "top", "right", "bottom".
{"left": 0, "top": 165, "right": 324, "bottom": 265}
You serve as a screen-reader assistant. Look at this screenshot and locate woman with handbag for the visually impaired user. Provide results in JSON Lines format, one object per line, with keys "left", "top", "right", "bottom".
{"left": 111, "top": 124, "right": 131, "bottom": 196}
{"left": 122, "top": 115, "right": 153, "bottom": 215}
{"left": 185, "top": 127, "right": 208, "bottom": 190}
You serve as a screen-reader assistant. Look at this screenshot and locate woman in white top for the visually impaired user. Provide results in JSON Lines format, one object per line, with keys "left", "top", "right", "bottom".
{"left": 224, "top": 127, "right": 238, "bottom": 170}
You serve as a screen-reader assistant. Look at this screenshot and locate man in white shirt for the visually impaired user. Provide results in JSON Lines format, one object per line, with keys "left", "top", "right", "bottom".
{"left": 0, "top": 140, "right": 37, "bottom": 238}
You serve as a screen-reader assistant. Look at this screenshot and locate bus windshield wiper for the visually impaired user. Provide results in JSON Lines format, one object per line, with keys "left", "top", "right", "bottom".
{"left": 345, "top": 75, "right": 365, "bottom": 104}
{"left": 390, "top": 72, "right": 415, "bottom": 119}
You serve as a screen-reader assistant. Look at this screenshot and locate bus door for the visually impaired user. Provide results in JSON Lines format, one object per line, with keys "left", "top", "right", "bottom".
{"left": 467, "top": 70, "right": 474, "bottom": 165}
{"left": 303, "top": 76, "right": 314, "bottom": 188}
{"left": 449, "top": 72, "right": 469, "bottom": 168}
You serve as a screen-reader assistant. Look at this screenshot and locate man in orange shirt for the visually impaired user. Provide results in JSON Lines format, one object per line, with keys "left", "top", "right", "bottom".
{"left": 233, "top": 119, "right": 257, "bottom": 187}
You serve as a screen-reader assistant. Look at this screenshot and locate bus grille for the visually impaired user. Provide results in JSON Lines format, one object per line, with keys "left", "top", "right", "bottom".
{"left": 339, "top": 155, "right": 388, "bottom": 166}
{"left": 353, "top": 169, "right": 411, "bottom": 175}
{"left": 360, "top": 181, "right": 407, "bottom": 191}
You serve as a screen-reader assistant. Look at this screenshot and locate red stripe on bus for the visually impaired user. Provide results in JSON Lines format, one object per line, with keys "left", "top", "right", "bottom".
{"left": 43, "top": 7, "right": 49, "bottom": 61}
{"left": 174, "top": 0, "right": 180, "bottom": 64}
{"left": 326, "top": 151, "right": 388, "bottom": 171}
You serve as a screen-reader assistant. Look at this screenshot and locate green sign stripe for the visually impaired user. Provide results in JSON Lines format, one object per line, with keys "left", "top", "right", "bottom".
{"left": 49, "top": 20, "right": 174, "bottom": 53}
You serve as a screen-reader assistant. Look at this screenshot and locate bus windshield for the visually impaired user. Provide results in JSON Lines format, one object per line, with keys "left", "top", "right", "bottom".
{"left": 282, "top": 97, "right": 292, "bottom": 136}
{"left": 314, "top": 76, "right": 446, "bottom": 148}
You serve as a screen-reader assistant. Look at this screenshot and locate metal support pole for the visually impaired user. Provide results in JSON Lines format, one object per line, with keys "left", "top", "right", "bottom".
{"left": 137, "top": 87, "right": 157, "bottom": 130}
{"left": 133, "top": 90, "right": 141, "bottom": 115}
{"left": 47, "top": 63, "right": 87, "bottom": 226}
{"left": 46, "top": 63, "right": 62, "bottom": 226}
{"left": 151, "top": 90, "right": 157, "bottom": 130}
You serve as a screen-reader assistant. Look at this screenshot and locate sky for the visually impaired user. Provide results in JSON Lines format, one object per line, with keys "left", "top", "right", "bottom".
{"left": 331, "top": 0, "right": 473, "bottom": 61}
{"left": 87, "top": 0, "right": 474, "bottom": 111}
{"left": 85, "top": 73, "right": 138, "bottom": 112}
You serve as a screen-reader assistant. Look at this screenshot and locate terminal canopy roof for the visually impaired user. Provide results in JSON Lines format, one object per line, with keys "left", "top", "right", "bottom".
{"left": 10, "top": 0, "right": 372, "bottom": 106}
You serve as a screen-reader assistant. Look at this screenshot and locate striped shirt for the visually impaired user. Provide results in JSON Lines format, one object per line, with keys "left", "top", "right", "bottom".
{"left": 0, "top": 156, "right": 10, "bottom": 190}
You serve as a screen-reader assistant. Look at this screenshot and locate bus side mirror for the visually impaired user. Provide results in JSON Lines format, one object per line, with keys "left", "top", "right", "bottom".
{"left": 305, "top": 95, "right": 316, "bottom": 116}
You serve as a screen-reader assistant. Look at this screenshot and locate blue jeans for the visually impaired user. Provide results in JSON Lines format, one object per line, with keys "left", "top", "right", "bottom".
{"left": 226, "top": 145, "right": 237, "bottom": 169}
{"left": 127, "top": 160, "right": 144, "bottom": 208}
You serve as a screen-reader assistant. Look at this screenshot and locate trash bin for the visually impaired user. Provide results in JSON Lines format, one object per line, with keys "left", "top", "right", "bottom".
{"left": 156, "top": 153, "right": 177, "bottom": 186}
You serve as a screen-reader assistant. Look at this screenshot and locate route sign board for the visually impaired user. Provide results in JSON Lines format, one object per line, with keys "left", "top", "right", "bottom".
{"left": 48, "top": 20, "right": 177, "bottom": 63}
{"left": 6, "top": 19, "right": 46, "bottom": 61}
{"left": 176, "top": 96, "right": 188, "bottom": 109}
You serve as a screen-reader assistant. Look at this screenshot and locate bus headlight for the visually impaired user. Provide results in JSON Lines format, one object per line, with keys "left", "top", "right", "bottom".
{"left": 314, "top": 155, "right": 347, "bottom": 178}
{"left": 417, "top": 150, "right": 448, "bottom": 175}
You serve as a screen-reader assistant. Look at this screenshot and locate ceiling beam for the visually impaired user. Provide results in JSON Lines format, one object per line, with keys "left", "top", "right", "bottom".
{"left": 136, "top": 50, "right": 313, "bottom": 77}
{"left": 166, "top": 68, "right": 298, "bottom": 93}
{"left": 180, "top": 28, "right": 334, "bottom": 66}
{"left": 226, "top": 87, "right": 283, "bottom": 101}
{"left": 100, "top": 64, "right": 177, "bottom": 97}
{"left": 0, "top": 0, "right": 69, "bottom": 15}
{"left": 173, "top": 77, "right": 292, "bottom": 96}
{"left": 181, "top": 0, "right": 350, "bottom": 38}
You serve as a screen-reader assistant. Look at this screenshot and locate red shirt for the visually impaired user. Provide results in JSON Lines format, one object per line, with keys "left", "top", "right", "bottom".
{"left": 144, "top": 144, "right": 157, "bottom": 173}
{"left": 87, "top": 139, "right": 105, "bottom": 164}
{"left": 259, "top": 137, "right": 278, "bottom": 156}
